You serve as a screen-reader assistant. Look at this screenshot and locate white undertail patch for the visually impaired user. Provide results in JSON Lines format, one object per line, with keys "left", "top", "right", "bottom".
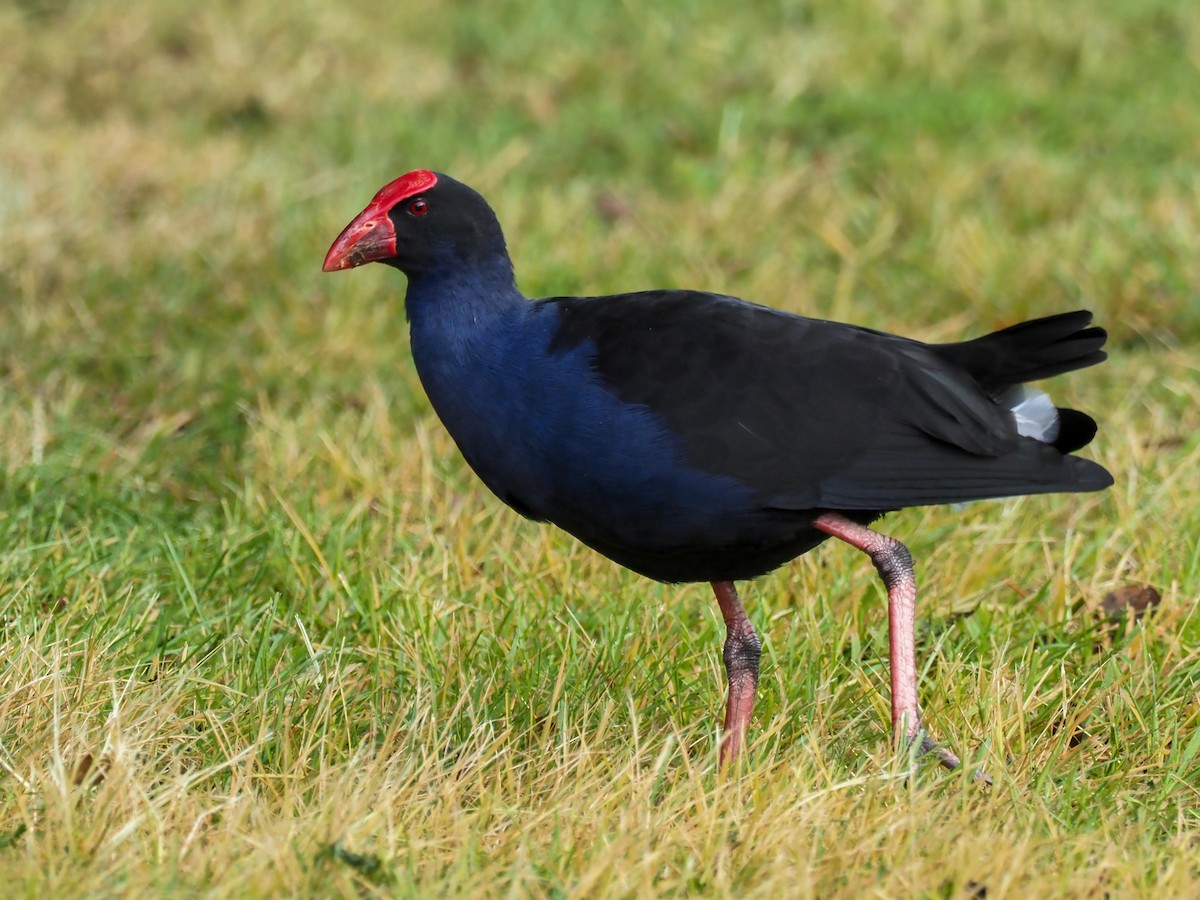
{"left": 1001, "top": 385, "right": 1060, "bottom": 443}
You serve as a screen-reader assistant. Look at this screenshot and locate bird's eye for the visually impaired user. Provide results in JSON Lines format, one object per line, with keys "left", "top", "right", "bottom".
{"left": 408, "top": 198, "right": 429, "bottom": 216}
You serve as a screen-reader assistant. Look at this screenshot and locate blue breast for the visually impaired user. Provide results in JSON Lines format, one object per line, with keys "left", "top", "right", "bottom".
{"left": 404, "top": 277, "right": 759, "bottom": 561}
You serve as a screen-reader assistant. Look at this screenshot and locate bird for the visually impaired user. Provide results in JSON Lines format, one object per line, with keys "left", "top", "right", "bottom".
{"left": 323, "top": 170, "right": 1112, "bottom": 772}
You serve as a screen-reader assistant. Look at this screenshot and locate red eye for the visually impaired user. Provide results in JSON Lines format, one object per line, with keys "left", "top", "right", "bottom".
{"left": 408, "top": 198, "right": 429, "bottom": 216}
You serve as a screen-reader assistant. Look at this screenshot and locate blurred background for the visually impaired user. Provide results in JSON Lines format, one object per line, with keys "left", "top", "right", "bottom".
{"left": 3, "top": 0, "right": 1196, "bottom": 498}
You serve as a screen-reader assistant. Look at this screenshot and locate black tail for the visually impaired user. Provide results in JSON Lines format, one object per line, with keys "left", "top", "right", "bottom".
{"left": 933, "top": 310, "right": 1107, "bottom": 390}
{"left": 932, "top": 310, "right": 1108, "bottom": 454}
{"left": 1050, "top": 408, "right": 1099, "bottom": 454}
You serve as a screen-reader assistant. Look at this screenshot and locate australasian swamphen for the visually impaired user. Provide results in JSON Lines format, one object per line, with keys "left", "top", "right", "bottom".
{"left": 323, "top": 170, "right": 1112, "bottom": 773}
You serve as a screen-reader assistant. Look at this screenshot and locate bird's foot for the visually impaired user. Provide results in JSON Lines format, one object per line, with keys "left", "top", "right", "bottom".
{"left": 897, "top": 722, "right": 992, "bottom": 784}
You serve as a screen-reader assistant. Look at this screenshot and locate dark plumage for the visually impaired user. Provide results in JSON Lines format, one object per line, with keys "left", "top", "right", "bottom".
{"left": 324, "top": 170, "right": 1112, "bottom": 772}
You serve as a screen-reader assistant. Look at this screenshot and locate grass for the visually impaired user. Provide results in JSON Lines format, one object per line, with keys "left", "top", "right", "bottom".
{"left": 2, "top": 0, "right": 1199, "bottom": 895}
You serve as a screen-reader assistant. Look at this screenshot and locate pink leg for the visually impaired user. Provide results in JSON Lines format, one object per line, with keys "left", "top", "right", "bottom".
{"left": 712, "top": 580, "right": 761, "bottom": 767}
{"left": 813, "top": 512, "right": 965, "bottom": 772}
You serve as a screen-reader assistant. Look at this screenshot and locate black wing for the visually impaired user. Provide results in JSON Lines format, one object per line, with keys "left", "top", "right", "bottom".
{"left": 544, "top": 290, "right": 1111, "bottom": 511}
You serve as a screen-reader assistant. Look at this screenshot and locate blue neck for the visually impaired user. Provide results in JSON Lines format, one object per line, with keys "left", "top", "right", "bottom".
{"left": 402, "top": 258, "right": 531, "bottom": 444}
{"left": 403, "top": 250, "right": 521, "bottom": 331}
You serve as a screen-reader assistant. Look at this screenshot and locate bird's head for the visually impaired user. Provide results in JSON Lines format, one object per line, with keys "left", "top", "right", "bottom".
{"left": 322, "top": 170, "right": 508, "bottom": 278}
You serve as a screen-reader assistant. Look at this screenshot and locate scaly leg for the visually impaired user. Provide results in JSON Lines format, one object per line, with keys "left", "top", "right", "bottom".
{"left": 712, "top": 580, "right": 761, "bottom": 767}
{"left": 812, "top": 512, "right": 966, "bottom": 772}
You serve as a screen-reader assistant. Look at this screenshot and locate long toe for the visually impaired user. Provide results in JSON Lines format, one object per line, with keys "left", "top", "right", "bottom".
{"left": 912, "top": 730, "right": 992, "bottom": 784}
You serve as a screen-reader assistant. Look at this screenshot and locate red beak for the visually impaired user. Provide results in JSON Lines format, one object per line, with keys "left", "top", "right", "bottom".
{"left": 322, "top": 206, "right": 397, "bottom": 272}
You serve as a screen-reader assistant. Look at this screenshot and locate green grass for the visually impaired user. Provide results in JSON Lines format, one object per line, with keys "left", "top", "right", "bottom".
{"left": 3, "top": 0, "right": 1200, "bottom": 895}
